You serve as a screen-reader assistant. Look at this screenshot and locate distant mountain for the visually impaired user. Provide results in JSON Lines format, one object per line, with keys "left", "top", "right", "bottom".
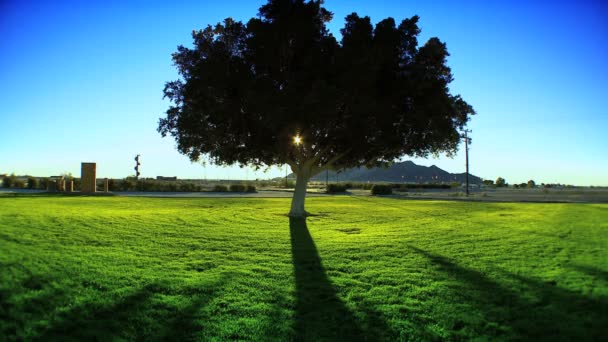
{"left": 301, "top": 161, "right": 481, "bottom": 184}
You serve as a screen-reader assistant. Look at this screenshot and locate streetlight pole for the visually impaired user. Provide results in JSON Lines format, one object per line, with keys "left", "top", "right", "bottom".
{"left": 461, "top": 129, "right": 472, "bottom": 196}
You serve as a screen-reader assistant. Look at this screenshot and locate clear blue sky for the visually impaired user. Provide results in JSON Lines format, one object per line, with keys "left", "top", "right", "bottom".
{"left": 1, "top": 0, "right": 606, "bottom": 185}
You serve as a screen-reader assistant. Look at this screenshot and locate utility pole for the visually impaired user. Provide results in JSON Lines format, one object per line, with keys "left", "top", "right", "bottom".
{"left": 461, "top": 130, "right": 472, "bottom": 196}
{"left": 326, "top": 169, "right": 328, "bottom": 188}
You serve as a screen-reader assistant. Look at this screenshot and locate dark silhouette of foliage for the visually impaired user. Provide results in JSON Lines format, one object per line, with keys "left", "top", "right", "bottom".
{"left": 496, "top": 177, "right": 506, "bottom": 187}
{"left": 326, "top": 183, "right": 347, "bottom": 193}
{"left": 27, "top": 177, "right": 38, "bottom": 189}
{"left": 212, "top": 184, "right": 229, "bottom": 192}
{"left": 39, "top": 178, "right": 49, "bottom": 190}
{"left": 2, "top": 174, "right": 16, "bottom": 188}
{"left": 371, "top": 184, "right": 393, "bottom": 195}
{"left": 159, "top": 0, "right": 475, "bottom": 216}
{"left": 229, "top": 184, "right": 247, "bottom": 192}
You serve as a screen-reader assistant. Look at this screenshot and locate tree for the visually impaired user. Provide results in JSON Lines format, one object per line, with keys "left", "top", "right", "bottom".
{"left": 27, "top": 177, "right": 38, "bottom": 189}
{"left": 482, "top": 180, "right": 494, "bottom": 186}
{"left": 496, "top": 177, "right": 506, "bottom": 187}
{"left": 39, "top": 178, "right": 49, "bottom": 190}
{"left": 527, "top": 179, "right": 535, "bottom": 188}
{"left": 159, "top": 0, "right": 475, "bottom": 217}
{"left": 2, "top": 175, "right": 13, "bottom": 188}
{"left": 2, "top": 173, "right": 17, "bottom": 188}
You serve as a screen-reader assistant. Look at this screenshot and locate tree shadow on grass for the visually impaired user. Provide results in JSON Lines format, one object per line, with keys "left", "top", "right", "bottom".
{"left": 37, "top": 281, "right": 221, "bottom": 341}
{"left": 290, "top": 217, "right": 392, "bottom": 341}
{"left": 0, "top": 272, "right": 67, "bottom": 339}
{"left": 569, "top": 264, "right": 608, "bottom": 283}
{"left": 408, "top": 245, "right": 608, "bottom": 340}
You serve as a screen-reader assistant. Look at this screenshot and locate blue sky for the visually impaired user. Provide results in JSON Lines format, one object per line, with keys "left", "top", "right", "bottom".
{"left": 1, "top": 0, "right": 606, "bottom": 185}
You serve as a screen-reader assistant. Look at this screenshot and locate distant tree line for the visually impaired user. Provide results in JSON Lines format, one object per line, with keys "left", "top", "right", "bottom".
{"left": 480, "top": 177, "right": 575, "bottom": 189}
{"left": 1, "top": 174, "right": 44, "bottom": 189}
{"left": 2, "top": 173, "right": 577, "bottom": 192}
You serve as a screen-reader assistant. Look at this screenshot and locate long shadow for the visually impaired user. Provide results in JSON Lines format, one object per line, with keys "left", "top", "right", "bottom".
{"left": 408, "top": 245, "right": 608, "bottom": 340}
{"left": 289, "top": 217, "right": 367, "bottom": 341}
{"left": 569, "top": 264, "right": 608, "bottom": 283}
{"left": 0, "top": 271, "right": 67, "bottom": 339}
{"left": 36, "top": 281, "right": 219, "bottom": 341}
{"left": 37, "top": 284, "right": 155, "bottom": 341}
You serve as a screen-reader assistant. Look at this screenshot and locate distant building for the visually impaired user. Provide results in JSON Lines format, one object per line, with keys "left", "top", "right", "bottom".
{"left": 156, "top": 176, "right": 177, "bottom": 181}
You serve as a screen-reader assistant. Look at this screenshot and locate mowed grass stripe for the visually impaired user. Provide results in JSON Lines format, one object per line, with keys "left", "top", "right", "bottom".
{"left": 0, "top": 195, "right": 606, "bottom": 340}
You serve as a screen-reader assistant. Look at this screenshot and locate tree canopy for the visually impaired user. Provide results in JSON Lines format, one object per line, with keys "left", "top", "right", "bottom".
{"left": 496, "top": 177, "right": 507, "bottom": 187}
{"left": 159, "top": 0, "right": 475, "bottom": 216}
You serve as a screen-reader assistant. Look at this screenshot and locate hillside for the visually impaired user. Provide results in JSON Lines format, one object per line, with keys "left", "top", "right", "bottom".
{"left": 303, "top": 161, "right": 482, "bottom": 184}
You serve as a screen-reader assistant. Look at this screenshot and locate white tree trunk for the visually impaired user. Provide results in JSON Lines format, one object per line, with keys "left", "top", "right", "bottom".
{"left": 289, "top": 168, "right": 311, "bottom": 217}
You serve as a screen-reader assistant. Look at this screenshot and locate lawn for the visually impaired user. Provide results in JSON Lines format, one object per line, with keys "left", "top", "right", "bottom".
{"left": 1, "top": 195, "right": 606, "bottom": 341}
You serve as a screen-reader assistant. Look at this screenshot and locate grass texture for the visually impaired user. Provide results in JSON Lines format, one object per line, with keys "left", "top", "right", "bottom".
{"left": 1, "top": 195, "right": 607, "bottom": 340}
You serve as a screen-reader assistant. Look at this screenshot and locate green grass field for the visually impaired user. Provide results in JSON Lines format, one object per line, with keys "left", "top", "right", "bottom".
{"left": 1, "top": 195, "right": 606, "bottom": 341}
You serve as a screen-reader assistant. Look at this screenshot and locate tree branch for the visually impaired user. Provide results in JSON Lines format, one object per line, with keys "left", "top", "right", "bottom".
{"left": 310, "top": 148, "right": 351, "bottom": 175}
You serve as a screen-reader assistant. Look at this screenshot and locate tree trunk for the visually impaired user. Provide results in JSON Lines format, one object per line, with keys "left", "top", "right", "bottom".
{"left": 289, "top": 168, "right": 311, "bottom": 217}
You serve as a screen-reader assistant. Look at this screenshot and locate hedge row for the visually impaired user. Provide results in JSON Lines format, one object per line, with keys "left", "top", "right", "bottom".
{"left": 326, "top": 184, "right": 348, "bottom": 193}
{"left": 371, "top": 184, "right": 393, "bottom": 195}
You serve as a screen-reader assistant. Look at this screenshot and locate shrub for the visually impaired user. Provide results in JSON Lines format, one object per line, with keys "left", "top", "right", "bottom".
{"left": 119, "top": 178, "right": 137, "bottom": 191}
{"left": 13, "top": 179, "right": 25, "bottom": 189}
{"left": 107, "top": 179, "right": 116, "bottom": 191}
{"left": 140, "top": 180, "right": 154, "bottom": 191}
{"left": 229, "top": 184, "right": 246, "bottom": 192}
{"left": 345, "top": 182, "right": 366, "bottom": 189}
{"left": 2, "top": 174, "right": 15, "bottom": 188}
{"left": 371, "top": 184, "right": 392, "bottom": 195}
{"left": 246, "top": 185, "right": 257, "bottom": 193}
{"left": 73, "top": 178, "right": 82, "bottom": 191}
{"left": 213, "top": 184, "right": 229, "bottom": 192}
{"left": 326, "top": 184, "right": 347, "bottom": 193}
{"left": 179, "top": 182, "right": 195, "bottom": 192}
